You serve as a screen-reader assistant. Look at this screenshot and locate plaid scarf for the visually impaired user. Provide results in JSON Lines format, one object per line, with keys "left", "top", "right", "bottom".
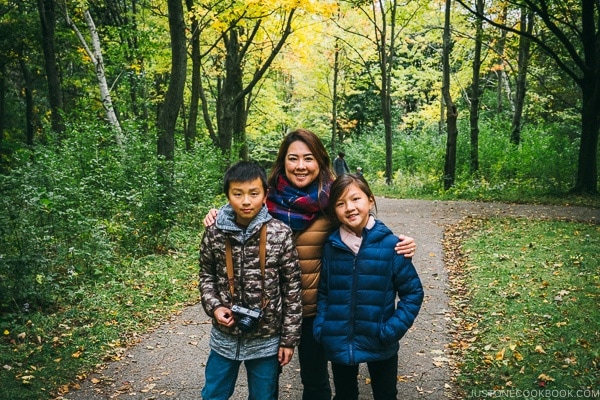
{"left": 266, "top": 174, "right": 330, "bottom": 232}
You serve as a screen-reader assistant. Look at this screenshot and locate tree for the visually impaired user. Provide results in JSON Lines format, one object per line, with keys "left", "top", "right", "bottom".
{"left": 341, "top": 0, "right": 412, "bottom": 184}
{"left": 510, "top": 7, "right": 534, "bottom": 145}
{"left": 442, "top": 0, "right": 458, "bottom": 190}
{"left": 36, "top": 0, "right": 64, "bottom": 137}
{"left": 196, "top": 2, "right": 299, "bottom": 161}
{"left": 157, "top": 0, "right": 187, "bottom": 163}
{"left": 468, "top": 0, "right": 484, "bottom": 174}
{"left": 64, "top": 6, "right": 123, "bottom": 143}
{"left": 455, "top": 0, "right": 599, "bottom": 193}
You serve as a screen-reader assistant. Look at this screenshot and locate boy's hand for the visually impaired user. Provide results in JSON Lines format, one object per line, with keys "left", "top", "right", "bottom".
{"left": 396, "top": 234, "right": 416, "bottom": 258}
{"left": 213, "top": 306, "right": 235, "bottom": 327}
{"left": 278, "top": 347, "right": 294, "bottom": 367}
{"left": 203, "top": 208, "right": 218, "bottom": 227}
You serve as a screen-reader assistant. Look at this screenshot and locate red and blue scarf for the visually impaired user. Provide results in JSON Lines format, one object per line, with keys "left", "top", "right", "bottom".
{"left": 266, "top": 175, "right": 330, "bottom": 232}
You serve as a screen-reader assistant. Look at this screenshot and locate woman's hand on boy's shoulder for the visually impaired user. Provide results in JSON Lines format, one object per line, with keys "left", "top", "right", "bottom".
{"left": 203, "top": 208, "right": 218, "bottom": 227}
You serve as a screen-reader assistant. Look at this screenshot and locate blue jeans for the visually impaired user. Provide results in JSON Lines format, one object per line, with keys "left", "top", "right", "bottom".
{"left": 201, "top": 350, "right": 279, "bottom": 400}
{"left": 299, "top": 316, "right": 332, "bottom": 400}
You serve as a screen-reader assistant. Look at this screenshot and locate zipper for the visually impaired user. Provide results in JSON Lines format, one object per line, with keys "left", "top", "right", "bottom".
{"left": 349, "top": 253, "right": 358, "bottom": 365}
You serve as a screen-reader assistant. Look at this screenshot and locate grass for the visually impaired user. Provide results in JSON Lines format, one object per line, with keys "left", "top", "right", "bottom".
{"left": 445, "top": 217, "right": 600, "bottom": 398}
{"left": 0, "top": 227, "right": 200, "bottom": 399}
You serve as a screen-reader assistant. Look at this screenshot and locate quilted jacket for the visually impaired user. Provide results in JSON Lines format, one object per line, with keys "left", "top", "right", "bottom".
{"left": 199, "top": 205, "right": 302, "bottom": 348}
{"left": 293, "top": 216, "right": 333, "bottom": 317}
{"left": 313, "top": 219, "right": 424, "bottom": 365}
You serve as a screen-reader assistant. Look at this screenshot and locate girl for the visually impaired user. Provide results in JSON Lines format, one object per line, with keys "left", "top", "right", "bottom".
{"left": 313, "top": 174, "right": 424, "bottom": 400}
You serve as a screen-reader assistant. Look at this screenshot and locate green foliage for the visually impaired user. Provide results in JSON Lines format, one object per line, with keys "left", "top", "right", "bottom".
{"left": 0, "top": 121, "right": 222, "bottom": 315}
{"left": 343, "top": 114, "right": 597, "bottom": 205}
{"left": 449, "top": 218, "right": 600, "bottom": 395}
{"left": 0, "top": 120, "right": 225, "bottom": 398}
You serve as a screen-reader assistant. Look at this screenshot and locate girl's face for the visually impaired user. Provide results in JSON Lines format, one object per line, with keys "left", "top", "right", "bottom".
{"left": 284, "top": 140, "right": 320, "bottom": 189}
{"left": 333, "top": 182, "right": 374, "bottom": 236}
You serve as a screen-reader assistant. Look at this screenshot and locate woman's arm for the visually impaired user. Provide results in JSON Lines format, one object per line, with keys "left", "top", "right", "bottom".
{"left": 203, "top": 208, "right": 218, "bottom": 227}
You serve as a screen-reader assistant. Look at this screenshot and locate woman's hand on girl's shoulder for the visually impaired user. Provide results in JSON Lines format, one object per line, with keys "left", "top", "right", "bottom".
{"left": 203, "top": 208, "right": 218, "bottom": 227}
{"left": 395, "top": 235, "right": 416, "bottom": 258}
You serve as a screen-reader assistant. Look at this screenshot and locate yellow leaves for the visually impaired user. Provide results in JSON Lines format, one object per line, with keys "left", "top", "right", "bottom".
{"left": 513, "top": 351, "right": 524, "bottom": 361}
{"left": 495, "top": 348, "right": 505, "bottom": 361}
{"left": 535, "top": 345, "right": 546, "bottom": 354}
{"left": 72, "top": 346, "right": 85, "bottom": 359}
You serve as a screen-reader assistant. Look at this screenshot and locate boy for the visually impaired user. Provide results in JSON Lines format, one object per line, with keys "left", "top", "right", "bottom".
{"left": 199, "top": 161, "right": 302, "bottom": 400}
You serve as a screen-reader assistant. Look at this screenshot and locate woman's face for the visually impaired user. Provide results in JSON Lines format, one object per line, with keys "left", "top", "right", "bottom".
{"left": 284, "top": 140, "right": 321, "bottom": 189}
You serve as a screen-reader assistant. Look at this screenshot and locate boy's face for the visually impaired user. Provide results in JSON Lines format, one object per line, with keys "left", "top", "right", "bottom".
{"left": 227, "top": 178, "right": 267, "bottom": 226}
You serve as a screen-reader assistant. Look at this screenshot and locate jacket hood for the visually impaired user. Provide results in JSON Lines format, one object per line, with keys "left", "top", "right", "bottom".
{"left": 328, "top": 219, "right": 392, "bottom": 249}
{"left": 215, "top": 203, "right": 272, "bottom": 242}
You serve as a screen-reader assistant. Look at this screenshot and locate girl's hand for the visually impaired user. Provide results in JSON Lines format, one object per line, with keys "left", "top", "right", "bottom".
{"left": 278, "top": 347, "right": 294, "bottom": 366}
{"left": 203, "top": 208, "right": 218, "bottom": 227}
{"left": 396, "top": 235, "right": 416, "bottom": 258}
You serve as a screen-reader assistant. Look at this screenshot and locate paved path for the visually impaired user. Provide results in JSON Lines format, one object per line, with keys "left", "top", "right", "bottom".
{"left": 61, "top": 199, "right": 598, "bottom": 399}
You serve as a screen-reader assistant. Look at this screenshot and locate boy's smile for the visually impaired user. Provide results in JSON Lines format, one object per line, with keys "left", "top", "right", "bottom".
{"left": 227, "top": 177, "right": 267, "bottom": 226}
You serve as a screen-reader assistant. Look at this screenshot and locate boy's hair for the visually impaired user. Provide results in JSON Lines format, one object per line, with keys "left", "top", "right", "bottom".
{"left": 223, "top": 161, "right": 268, "bottom": 195}
{"left": 327, "top": 173, "right": 377, "bottom": 222}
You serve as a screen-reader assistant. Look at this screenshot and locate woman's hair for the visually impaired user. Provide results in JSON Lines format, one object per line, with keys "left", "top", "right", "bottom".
{"left": 326, "top": 173, "right": 377, "bottom": 223}
{"left": 268, "top": 128, "right": 335, "bottom": 194}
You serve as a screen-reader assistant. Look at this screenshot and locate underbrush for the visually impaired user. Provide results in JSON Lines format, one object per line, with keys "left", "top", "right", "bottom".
{"left": 0, "top": 226, "right": 200, "bottom": 399}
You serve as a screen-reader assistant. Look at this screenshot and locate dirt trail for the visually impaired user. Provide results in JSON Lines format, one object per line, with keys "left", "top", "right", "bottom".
{"left": 61, "top": 199, "right": 599, "bottom": 400}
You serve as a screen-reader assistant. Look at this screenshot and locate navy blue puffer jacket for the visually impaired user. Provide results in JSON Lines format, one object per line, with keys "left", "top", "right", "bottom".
{"left": 313, "top": 219, "right": 424, "bottom": 365}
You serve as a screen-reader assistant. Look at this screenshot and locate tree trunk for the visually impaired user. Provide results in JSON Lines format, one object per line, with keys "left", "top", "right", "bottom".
{"left": 442, "top": 0, "right": 458, "bottom": 190}
{"left": 469, "top": 0, "right": 483, "bottom": 174}
{"left": 83, "top": 10, "right": 123, "bottom": 143}
{"left": 64, "top": 7, "right": 123, "bottom": 143}
{"left": 185, "top": 0, "right": 199, "bottom": 151}
{"left": 217, "top": 27, "right": 244, "bottom": 161}
{"left": 0, "top": 61, "right": 5, "bottom": 141}
{"left": 331, "top": 39, "right": 340, "bottom": 155}
{"left": 37, "top": 0, "right": 64, "bottom": 137}
{"left": 373, "top": 0, "right": 398, "bottom": 185}
{"left": 510, "top": 8, "right": 533, "bottom": 145}
{"left": 157, "top": 0, "right": 187, "bottom": 163}
{"left": 19, "top": 59, "right": 35, "bottom": 146}
{"left": 496, "top": 5, "right": 508, "bottom": 114}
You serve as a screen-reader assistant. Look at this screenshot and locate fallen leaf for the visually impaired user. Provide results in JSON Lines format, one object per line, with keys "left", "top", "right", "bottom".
{"left": 496, "top": 348, "right": 505, "bottom": 361}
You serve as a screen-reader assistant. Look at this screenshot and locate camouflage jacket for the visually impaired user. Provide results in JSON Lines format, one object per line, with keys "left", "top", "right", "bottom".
{"left": 199, "top": 205, "right": 302, "bottom": 348}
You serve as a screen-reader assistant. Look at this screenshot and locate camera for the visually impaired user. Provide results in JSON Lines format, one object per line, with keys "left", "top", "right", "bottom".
{"left": 231, "top": 304, "right": 263, "bottom": 333}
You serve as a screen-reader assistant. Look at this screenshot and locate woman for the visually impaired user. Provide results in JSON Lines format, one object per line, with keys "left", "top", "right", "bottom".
{"left": 204, "top": 128, "right": 416, "bottom": 400}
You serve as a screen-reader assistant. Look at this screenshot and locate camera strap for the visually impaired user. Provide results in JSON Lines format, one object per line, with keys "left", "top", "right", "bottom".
{"left": 225, "top": 224, "right": 267, "bottom": 298}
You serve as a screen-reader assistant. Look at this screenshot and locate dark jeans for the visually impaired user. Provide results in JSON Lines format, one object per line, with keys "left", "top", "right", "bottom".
{"left": 331, "top": 354, "right": 398, "bottom": 400}
{"left": 298, "top": 316, "right": 332, "bottom": 400}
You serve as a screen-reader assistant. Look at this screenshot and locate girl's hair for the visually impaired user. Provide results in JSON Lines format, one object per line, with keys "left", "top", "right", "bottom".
{"left": 268, "top": 128, "right": 335, "bottom": 197}
{"left": 327, "top": 173, "right": 377, "bottom": 223}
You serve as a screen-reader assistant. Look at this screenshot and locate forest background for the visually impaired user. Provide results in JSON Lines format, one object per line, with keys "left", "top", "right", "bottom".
{"left": 0, "top": 0, "right": 599, "bottom": 398}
